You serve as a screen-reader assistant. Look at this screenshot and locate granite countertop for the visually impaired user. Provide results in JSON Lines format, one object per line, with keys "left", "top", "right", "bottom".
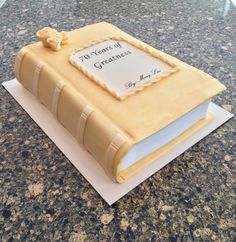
{"left": 0, "top": 0, "right": 235, "bottom": 241}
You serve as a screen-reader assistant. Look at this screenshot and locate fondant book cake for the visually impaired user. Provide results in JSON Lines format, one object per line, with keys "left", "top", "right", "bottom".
{"left": 15, "top": 22, "right": 225, "bottom": 183}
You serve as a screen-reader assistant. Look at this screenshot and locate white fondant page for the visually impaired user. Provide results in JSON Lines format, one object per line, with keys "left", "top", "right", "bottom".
{"left": 2, "top": 79, "right": 233, "bottom": 205}
{"left": 120, "top": 100, "right": 210, "bottom": 170}
{"left": 72, "top": 40, "right": 173, "bottom": 97}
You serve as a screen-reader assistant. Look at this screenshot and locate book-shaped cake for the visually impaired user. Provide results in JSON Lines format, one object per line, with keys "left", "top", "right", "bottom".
{"left": 15, "top": 22, "right": 225, "bottom": 183}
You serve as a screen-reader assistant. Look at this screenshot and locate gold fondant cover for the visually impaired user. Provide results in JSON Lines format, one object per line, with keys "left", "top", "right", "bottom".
{"left": 14, "top": 22, "right": 226, "bottom": 183}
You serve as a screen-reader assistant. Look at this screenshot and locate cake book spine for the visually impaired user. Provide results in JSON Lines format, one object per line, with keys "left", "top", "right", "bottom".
{"left": 14, "top": 46, "right": 132, "bottom": 182}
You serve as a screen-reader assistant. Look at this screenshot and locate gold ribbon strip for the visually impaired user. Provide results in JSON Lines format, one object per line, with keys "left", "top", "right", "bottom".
{"left": 14, "top": 47, "right": 27, "bottom": 81}
{"left": 76, "top": 105, "right": 94, "bottom": 147}
{"left": 51, "top": 81, "right": 65, "bottom": 118}
{"left": 32, "top": 61, "right": 45, "bottom": 97}
{"left": 105, "top": 134, "right": 126, "bottom": 177}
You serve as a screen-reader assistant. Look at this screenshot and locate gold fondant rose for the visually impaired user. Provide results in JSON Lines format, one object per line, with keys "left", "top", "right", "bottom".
{"left": 36, "top": 27, "right": 69, "bottom": 51}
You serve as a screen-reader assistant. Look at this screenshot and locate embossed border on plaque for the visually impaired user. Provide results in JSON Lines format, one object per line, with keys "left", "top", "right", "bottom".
{"left": 70, "top": 37, "right": 179, "bottom": 100}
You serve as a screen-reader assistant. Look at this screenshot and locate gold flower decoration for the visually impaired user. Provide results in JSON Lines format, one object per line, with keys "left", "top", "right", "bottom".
{"left": 36, "top": 27, "right": 69, "bottom": 51}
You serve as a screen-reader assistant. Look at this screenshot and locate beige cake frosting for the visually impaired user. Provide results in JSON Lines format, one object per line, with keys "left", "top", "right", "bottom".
{"left": 15, "top": 22, "right": 225, "bottom": 183}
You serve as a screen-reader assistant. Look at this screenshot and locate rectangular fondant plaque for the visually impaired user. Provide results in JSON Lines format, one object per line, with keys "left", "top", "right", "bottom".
{"left": 71, "top": 40, "right": 175, "bottom": 99}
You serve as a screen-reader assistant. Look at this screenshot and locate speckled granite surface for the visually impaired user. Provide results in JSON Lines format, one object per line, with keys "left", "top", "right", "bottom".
{"left": 0, "top": 0, "right": 235, "bottom": 241}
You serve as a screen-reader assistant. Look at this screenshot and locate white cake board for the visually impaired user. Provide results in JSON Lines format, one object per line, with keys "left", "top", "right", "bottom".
{"left": 2, "top": 79, "right": 233, "bottom": 205}
{"left": 0, "top": 0, "right": 6, "bottom": 8}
